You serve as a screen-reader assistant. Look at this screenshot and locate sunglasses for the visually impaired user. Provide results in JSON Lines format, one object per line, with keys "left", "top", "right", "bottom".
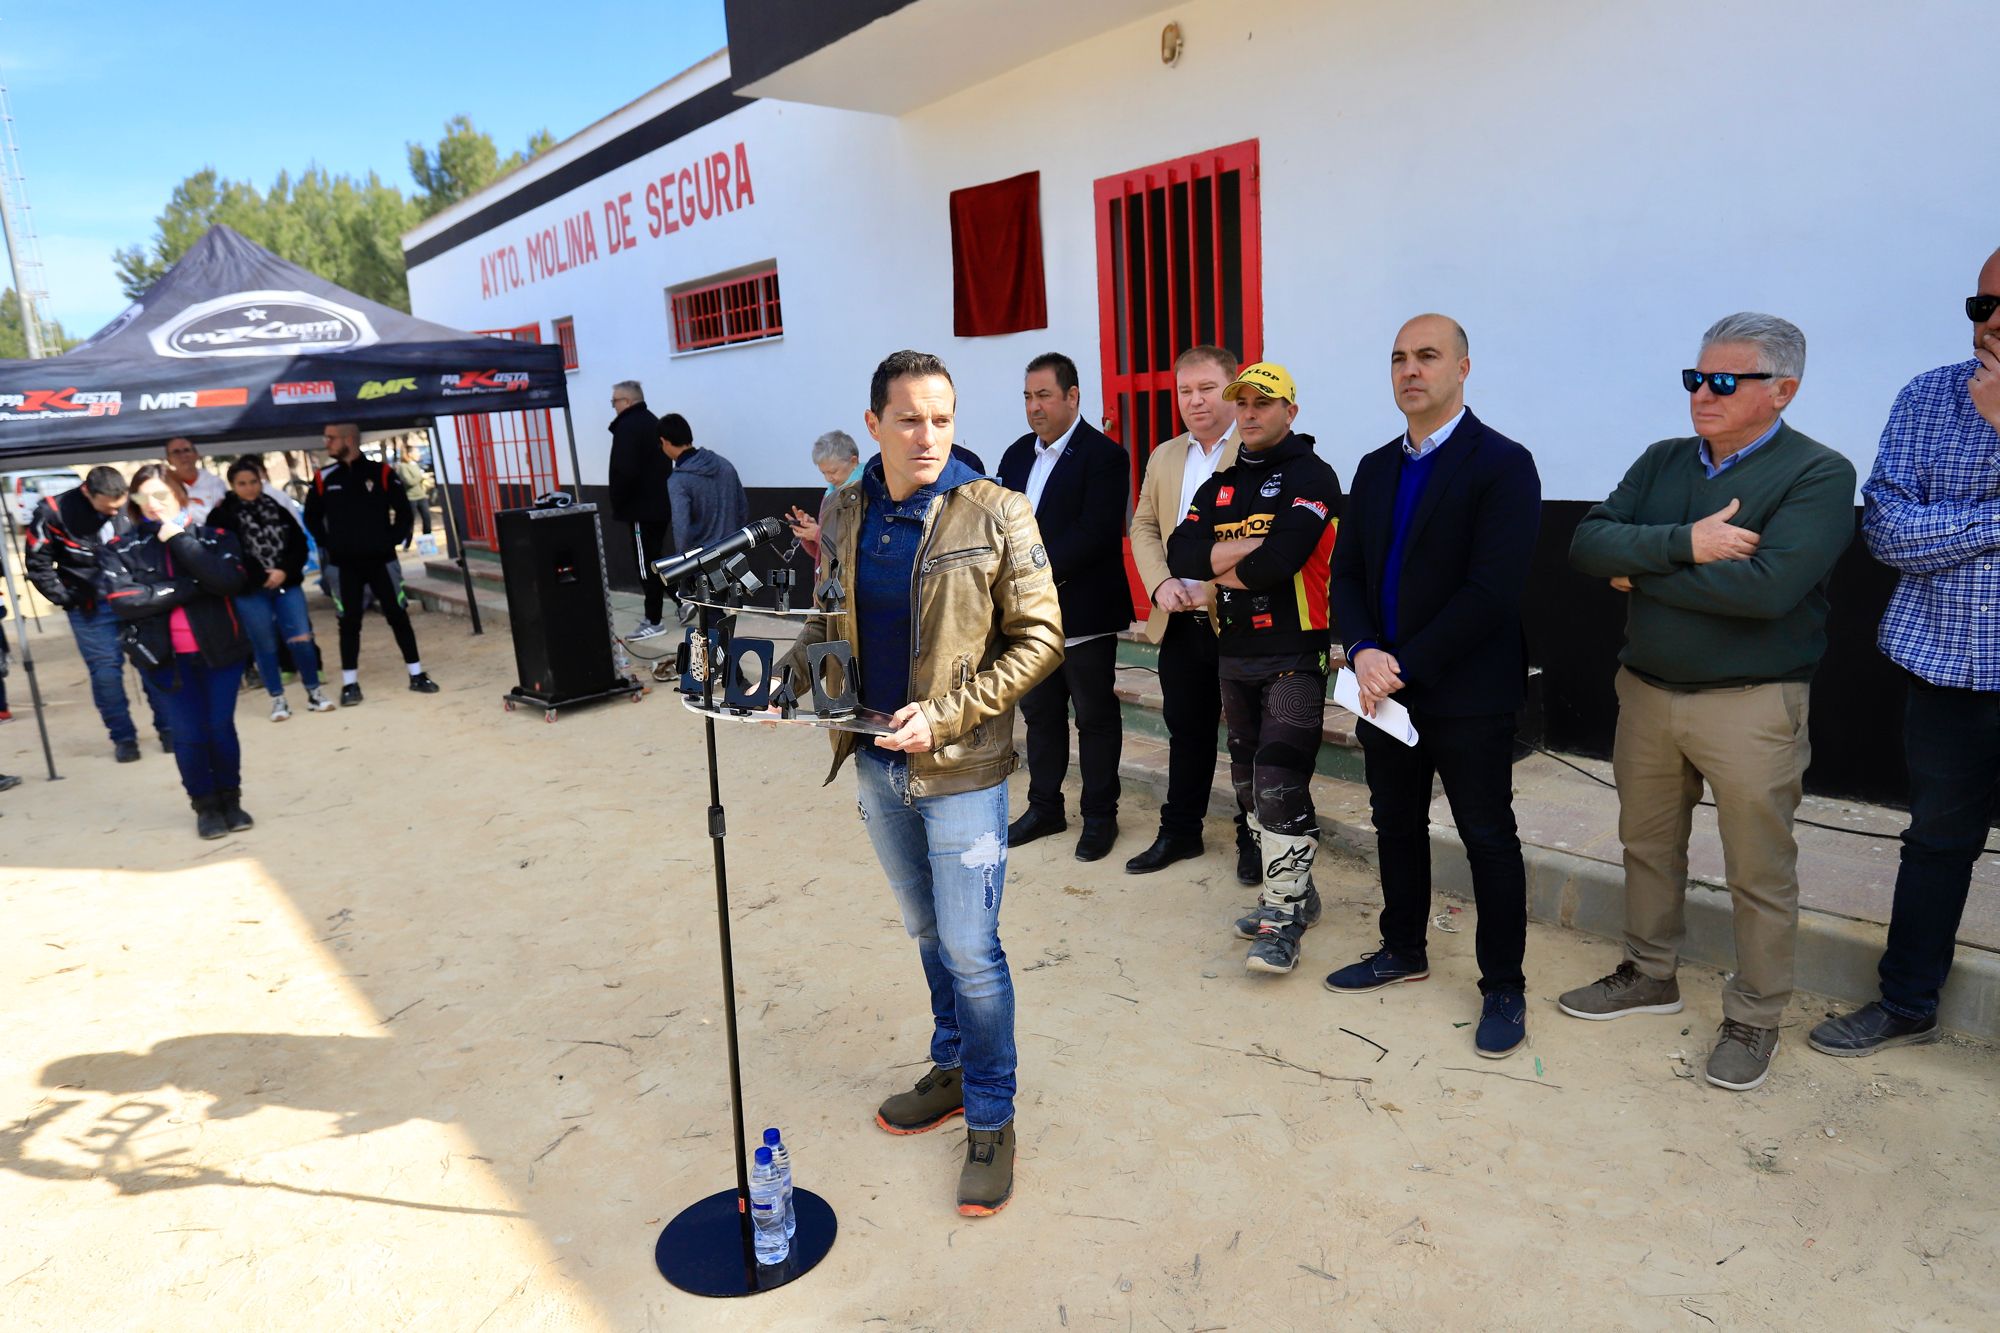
{"left": 1682, "top": 370, "right": 1775, "bottom": 396}
{"left": 1969, "top": 295, "right": 2000, "bottom": 323}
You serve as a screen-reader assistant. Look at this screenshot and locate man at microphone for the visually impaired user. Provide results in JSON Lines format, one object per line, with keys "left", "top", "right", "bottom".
{"left": 781, "top": 349, "right": 1063, "bottom": 1217}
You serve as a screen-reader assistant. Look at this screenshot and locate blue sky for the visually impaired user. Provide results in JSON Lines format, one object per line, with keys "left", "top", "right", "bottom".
{"left": 0, "top": 0, "right": 728, "bottom": 336}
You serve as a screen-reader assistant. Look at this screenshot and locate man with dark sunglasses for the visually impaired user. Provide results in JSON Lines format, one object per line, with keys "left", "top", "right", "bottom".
{"left": 1810, "top": 246, "right": 2000, "bottom": 1057}
{"left": 1563, "top": 312, "right": 1856, "bottom": 1093}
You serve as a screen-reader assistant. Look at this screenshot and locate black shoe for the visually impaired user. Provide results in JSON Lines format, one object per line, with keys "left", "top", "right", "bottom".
{"left": 1807, "top": 1002, "right": 1940, "bottom": 1057}
{"left": 114, "top": 739, "right": 142, "bottom": 763}
{"left": 1006, "top": 807, "right": 1067, "bottom": 847}
{"left": 340, "top": 683, "right": 364, "bottom": 707}
{"left": 0, "top": 773, "right": 22, "bottom": 793}
{"left": 1234, "top": 824, "right": 1260, "bottom": 886}
{"left": 408, "top": 671, "right": 440, "bottom": 694}
{"left": 193, "top": 795, "right": 228, "bottom": 840}
{"left": 1075, "top": 818, "right": 1118, "bottom": 862}
{"left": 217, "top": 787, "right": 254, "bottom": 833}
{"left": 157, "top": 729, "right": 174, "bottom": 754}
{"left": 1125, "top": 829, "right": 1204, "bottom": 874}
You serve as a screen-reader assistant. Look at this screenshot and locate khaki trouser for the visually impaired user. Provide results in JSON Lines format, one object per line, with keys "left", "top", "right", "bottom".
{"left": 1612, "top": 668, "right": 1810, "bottom": 1027}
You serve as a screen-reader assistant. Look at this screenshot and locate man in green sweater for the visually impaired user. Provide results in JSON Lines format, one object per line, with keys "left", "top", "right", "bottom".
{"left": 1560, "top": 312, "right": 1856, "bottom": 1093}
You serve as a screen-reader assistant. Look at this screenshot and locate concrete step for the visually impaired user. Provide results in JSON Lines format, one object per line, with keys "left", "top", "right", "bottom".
{"left": 1086, "top": 731, "right": 1999, "bottom": 1042}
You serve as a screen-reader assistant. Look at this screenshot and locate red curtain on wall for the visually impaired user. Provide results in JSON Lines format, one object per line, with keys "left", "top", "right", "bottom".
{"left": 950, "top": 170, "right": 1048, "bottom": 337}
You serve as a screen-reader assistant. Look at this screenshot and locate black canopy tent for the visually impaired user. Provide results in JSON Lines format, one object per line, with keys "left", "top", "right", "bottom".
{"left": 0, "top": 224, "right": 576, "bottom": 781}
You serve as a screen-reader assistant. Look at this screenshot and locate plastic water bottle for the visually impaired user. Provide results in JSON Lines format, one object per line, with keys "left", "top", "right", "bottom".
{"left": 749, "top": 1147, "right": 789, "bottom": 1265}
{"left": 763, "top": 1127, "right": 796, "bottom": 1239}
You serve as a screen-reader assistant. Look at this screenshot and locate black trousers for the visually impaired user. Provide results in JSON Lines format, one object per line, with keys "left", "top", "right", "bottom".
{"left": 334, "top": 557, "right": 421, "bottom": 672}
{"left": 1156, "top": 612, "right": 1233, "bottom": 838}
{"left": 1021, "top": 633, "right": 1122, "bottom": 820}
{"left": 1219, "top": 667, "right": 1325, "bottom": 835}
{"left": 1359, "top": 709, "right": 1527, "bottom": 994}
{"left": 634, "top": 521, "right": 669, "bottom": 624}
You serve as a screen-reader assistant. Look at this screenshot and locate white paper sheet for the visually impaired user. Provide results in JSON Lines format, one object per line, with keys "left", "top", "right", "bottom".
{"left": 1333, "top": 667, "right": 1420, "bottom": 747}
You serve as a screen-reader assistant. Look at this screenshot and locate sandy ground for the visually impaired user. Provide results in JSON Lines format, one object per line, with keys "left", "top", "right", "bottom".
{"left": 2, "top": 605, "right": 1997, "bottom": 1332}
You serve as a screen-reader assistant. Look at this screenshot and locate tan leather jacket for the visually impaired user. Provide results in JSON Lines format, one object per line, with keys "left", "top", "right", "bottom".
{"left": 782, "top": 473, "right": 1064, "bottom": 799}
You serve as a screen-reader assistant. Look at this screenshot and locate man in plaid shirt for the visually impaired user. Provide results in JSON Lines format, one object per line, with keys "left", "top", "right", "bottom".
{"left": 1811, "top": 246, "right": 2000, "bottom": 1057}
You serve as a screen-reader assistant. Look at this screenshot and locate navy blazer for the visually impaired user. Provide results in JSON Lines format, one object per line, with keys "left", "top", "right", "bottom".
{"left": 1328, "top": 408, "right": 1542, "bottom": 717}
{"left": 997, "top": 418, "right": 1133, "bottom": 639}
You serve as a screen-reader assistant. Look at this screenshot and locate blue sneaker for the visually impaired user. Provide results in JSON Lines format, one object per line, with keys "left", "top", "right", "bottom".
{"left": 1324, "top": 947, "right": 1429, "bottom": 994}
{"left": 1475, "top": 991, "right": 1527, "bottom": 1058}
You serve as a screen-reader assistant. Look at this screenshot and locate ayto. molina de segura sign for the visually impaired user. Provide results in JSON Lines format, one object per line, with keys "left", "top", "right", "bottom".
{"left": 477, "top": 140, "right": 756, "bottom": 300}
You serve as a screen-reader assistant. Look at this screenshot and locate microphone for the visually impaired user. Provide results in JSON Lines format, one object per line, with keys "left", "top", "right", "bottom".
{"left": 651, "top": 516, "right": 789, "bottom": 588}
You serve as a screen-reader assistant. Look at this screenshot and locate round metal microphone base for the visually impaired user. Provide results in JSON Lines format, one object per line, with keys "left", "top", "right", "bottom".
{"left": 654, "top": 1187, "right": 837, "bottom": 1297}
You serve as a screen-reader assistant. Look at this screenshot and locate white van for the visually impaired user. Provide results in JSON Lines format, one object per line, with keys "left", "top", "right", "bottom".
{"left": 4, "top": 469, "right": 83, "bottom": 527}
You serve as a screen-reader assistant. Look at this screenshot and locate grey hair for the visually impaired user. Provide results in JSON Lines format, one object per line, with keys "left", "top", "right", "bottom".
{"left": 810, "top": 429, "right": 860, "bottom": 466}
{"left": 1700, "top": 312, "right": 1806, "bottom": 381}
{"left": 612, "top": 380, "right": 644, "bottom": 401}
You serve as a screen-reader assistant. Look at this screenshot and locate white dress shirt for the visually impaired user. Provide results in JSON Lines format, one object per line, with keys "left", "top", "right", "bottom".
{"left": 181, "top": 468, "right": 228, "bottom": 525}
{"left": 1020, "top": 415, "right": 1110, "bottom": 648}
{"left": 1024, "top": 415, "right": 1080, "bottom": 513}
{"left": 1404, "top": 406, "right": 1467, "bottom": 459}
{"left": 1177, "top": 422, "right": 1235, "bottom": 521}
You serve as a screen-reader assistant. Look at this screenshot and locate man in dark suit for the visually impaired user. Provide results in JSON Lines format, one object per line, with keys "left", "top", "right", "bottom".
{"left": 998, "top": 352, "right": 1133, "bottom": 861}
{"left": 604, "top": 379, "right": 670, "bottom": 639}
{"left": 1324, "top": 314, "right": 1542, "bottom": 1059}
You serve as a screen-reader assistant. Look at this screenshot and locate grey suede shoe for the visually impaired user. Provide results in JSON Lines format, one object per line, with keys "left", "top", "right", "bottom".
{"left": 1557, "top": 961, "right": 1683, "bottom": 1020}
{"left": 1705, "top": 1020, "right": 1778, "bottom": 1091}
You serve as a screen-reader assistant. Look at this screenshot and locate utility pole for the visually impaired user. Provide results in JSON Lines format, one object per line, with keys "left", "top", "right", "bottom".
{"left": 0, "top": 76, "right": 61, "bottom": 358}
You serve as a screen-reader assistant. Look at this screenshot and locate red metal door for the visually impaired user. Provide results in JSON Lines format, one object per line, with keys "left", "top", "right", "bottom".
{"left": 457, "top": 323, "right": 560, "bottom": 549}
{"left": 1093, "top": 139, "right": 1263, "bottom": 504}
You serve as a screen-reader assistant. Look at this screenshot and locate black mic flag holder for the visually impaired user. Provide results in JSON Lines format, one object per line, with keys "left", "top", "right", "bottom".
{"left": 653, "top": 529, "right": 839, "bottom": 1297}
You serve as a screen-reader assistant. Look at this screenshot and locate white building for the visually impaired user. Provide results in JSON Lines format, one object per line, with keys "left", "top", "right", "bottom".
{"left": 402, "top": 0, "right": 1996, "bottom": 797}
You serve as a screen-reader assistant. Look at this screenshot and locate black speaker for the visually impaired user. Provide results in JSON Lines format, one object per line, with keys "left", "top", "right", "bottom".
{"left": 497, "top": 503, "right": 618, "bottom": 705}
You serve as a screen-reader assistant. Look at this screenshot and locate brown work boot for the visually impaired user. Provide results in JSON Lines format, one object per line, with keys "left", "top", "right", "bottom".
{"left": 1557, "top": 961, "right": 1683, "bottom": 1020}
{"left": 874, "top": 1064, "right": 964, "bottom": 1135}
{"left": 956, "top": 1123, "right": 1015, "bottom": 1216}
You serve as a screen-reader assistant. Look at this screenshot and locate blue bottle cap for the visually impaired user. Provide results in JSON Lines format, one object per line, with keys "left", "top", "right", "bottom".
{"left": 754, "top": 1146, "right": 772, "bottom": 1165}
{"left": 764, "top": 1127, "right": 781, "bottom": 1145}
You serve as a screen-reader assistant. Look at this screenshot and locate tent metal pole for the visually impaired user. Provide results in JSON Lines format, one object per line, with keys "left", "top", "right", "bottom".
{"left": 427, "top": 421, "right": 483, "bottom": 636}
{"left": 561, "top": 406, "right": 585, "bottom": 503}
{"left": 0, "top": 501, "right": 60, "bottom": 780}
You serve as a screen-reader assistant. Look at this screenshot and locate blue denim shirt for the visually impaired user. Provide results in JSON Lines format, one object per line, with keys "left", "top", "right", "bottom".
{"left": 852, "top": 455, "right": 984, "bottom": 755}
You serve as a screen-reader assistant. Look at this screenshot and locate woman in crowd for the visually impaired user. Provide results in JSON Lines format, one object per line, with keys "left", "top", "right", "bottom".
{"left": 210, "top": 456, "right": 335, "bottom": 720}
{"left": 99, "top": 463, "right": 253, "bottom": 839}
{"left": 783, "top": 429, "right": 863, "bottom": 563}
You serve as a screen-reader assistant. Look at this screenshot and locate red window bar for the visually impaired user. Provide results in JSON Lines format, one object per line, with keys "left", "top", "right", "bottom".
{"left": 552, "top": 315, "right": 579, "bottom": 370}
{"left": 452, "top": 323, "right": 561, "bottom": 549}
{"left": 1093, "top": 139, "right": 1264, "bottom": 619}
{"left": 670, "top": 265, "right": 783, "bottom": 352}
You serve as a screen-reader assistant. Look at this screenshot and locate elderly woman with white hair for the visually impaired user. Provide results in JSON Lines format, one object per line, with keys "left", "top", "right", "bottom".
{"left": 784, "top": 429, "right": 864, "bottom": 563}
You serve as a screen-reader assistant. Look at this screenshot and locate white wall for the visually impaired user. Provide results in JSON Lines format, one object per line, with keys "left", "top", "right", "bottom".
{"left": 408, "top": 0, "right": 1999, "bottom": 501}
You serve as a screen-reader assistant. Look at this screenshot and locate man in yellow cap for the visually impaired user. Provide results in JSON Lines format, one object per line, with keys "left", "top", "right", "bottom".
{"left": 1167, "top": 362, "right": 1344, "bottom": 974}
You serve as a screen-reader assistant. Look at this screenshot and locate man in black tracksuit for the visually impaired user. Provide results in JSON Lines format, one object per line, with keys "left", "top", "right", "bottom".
{"left": 303, "top": 422, "right": 437, "bottom": 704}
{"left": 1168, "top": 362, "right": 1342, "bottom": 976}
{"left": 605, "top": 379, "right": 671, "bottom": 638}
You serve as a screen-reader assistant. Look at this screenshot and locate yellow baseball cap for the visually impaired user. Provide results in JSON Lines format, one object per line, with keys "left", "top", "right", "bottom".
{"left": 1222, "top": 361, "right": 1298, "bottom": 404}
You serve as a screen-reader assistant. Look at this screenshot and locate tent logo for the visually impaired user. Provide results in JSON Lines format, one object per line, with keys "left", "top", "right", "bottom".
{"left": 149, "top": 289, "right": 379, "bottom": 359}
{"left": 357, "top": 378, "right": 416, "bottom": 400}
{"left": 0, "top": 388, "right": 123, "bottom": 420}
{"left": 139, "top": 389, "right": 250, "bottom": 410}
{"left": 271, "top": 380, "right": 337, "bottom": 405}
{"left": 439, "top": 370, "right": 531, "bottom": 397}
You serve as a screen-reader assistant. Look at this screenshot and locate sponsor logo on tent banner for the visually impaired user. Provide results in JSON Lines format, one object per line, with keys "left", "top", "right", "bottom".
{"left": 0, "top": 388, "right": 123, "bottom": 421}
{"left": 271, "top": 380, "right": 337, "bottom": 405}
{"left": 149, "top": 289, "right": 380, "bottom": 359}
{"left": 439, "top": 370, "right": 532, "bottom": 397}
{"left": 138, "top": 388, "right": 251, "bottom": 411}
{"left": 357, "top": 378, "right": 417, "bottom": 400}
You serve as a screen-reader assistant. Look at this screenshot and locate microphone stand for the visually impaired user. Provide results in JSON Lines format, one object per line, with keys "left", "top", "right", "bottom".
{"left": 654, "top": 556, "right": 836, "bottom": 1298}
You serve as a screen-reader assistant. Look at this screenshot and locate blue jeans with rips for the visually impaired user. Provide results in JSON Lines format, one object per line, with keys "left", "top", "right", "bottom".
{"left": 235, "top": 584, "right": 323, "bottom": 693}
{"left": 67, "top": 602, "right": 166, "bottom": 745}
{"left": 855, "top": 752, "right": 1017, "bottom": 1130}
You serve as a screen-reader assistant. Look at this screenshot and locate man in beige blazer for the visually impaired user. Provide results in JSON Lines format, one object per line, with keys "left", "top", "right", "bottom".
{"left": 1125, "top": 344, "right": 1252, "bottom": 877}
